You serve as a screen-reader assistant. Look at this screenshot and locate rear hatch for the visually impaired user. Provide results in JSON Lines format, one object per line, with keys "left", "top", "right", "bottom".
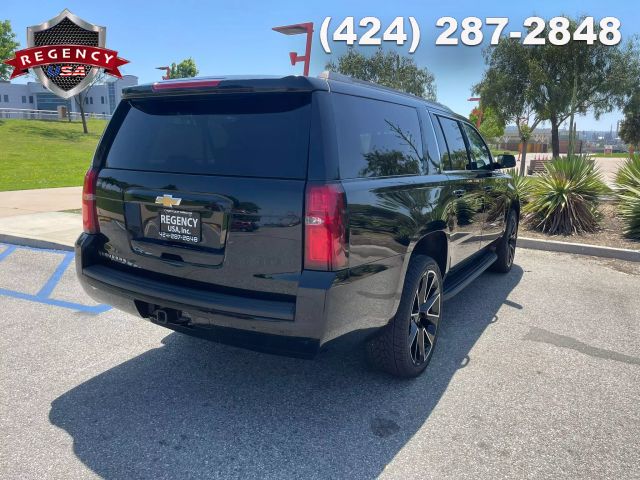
{"left": 93, "top": 87, "right": 312, "bottom": 297}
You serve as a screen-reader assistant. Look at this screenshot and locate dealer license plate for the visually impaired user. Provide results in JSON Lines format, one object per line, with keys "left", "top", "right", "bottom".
{"left": 158, "top": 209, "right": 201, "bottom": 244}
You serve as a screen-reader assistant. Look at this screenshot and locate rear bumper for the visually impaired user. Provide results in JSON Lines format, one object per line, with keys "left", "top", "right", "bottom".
{"left": 76, "top": 233, "right": 404, "bottom": 357}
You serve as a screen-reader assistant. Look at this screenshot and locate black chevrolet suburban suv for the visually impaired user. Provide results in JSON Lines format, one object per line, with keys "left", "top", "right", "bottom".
{"left": 76, "top": 72, "right": 519, "bottom": 378}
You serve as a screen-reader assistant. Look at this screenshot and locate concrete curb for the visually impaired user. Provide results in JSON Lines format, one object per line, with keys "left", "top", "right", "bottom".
{"left": 0, "top": 234, "right": 73, "bottom": 252}
{"left": 518, "top": 237, "right": 640, "bottom": 262}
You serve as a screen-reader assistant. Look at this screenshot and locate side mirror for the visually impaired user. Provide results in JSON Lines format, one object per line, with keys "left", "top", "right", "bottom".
{"left": 495, "top": 154, "right": 516, "bottom": 169}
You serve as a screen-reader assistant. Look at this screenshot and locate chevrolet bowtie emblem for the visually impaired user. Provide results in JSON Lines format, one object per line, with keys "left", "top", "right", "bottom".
{"left": 155, "top": 194, "right": 182, "bottom": 208}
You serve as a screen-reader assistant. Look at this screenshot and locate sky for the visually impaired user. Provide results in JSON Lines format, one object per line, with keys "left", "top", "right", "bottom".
{"left": 2, "top": 0, "right": 638, "bottom": 131}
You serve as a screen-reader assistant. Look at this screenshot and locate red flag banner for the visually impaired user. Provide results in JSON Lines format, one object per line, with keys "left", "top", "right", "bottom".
{"left": 3, "top": 44, "right": 129, "bottom": 79}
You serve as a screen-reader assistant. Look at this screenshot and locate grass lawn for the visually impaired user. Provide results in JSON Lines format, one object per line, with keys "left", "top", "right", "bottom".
{"left": 491, "top": 149, "right": 519, "bottom": 156}
{"left": 0, "top": 118, "right": 107, "bottom": 191}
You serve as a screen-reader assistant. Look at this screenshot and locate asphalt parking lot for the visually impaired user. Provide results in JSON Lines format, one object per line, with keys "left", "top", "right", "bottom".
{"left": 0, "top": 243, "right": 639, "bottom": 479}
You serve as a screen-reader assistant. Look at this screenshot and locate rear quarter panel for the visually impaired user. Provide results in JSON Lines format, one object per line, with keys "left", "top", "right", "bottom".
{"left": 322, "top": 176, "right": 449, "bottom": 342}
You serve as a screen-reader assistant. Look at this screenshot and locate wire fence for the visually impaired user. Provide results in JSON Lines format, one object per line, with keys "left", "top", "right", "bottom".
{"left": 0, "top": 107, "right": 111, "bottom": 121}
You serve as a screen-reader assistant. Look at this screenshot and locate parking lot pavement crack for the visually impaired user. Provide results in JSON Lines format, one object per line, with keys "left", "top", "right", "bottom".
{"left": 524, "top": 326, "right": 640, "bottom": 366}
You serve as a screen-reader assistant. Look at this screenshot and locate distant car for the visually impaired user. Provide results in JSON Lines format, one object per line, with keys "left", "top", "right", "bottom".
{"left": 76, "top": 72, "right": 519, "bottom": 378}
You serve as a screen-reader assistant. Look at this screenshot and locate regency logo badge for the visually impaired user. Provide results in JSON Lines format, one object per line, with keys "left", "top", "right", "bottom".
{"left": 2, "top": 9, "right": 129, "bottom": 99}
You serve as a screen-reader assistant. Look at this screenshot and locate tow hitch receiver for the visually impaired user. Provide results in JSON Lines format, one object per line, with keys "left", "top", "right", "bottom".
{"left": 150, "top": 308, "right": 189, "bottom": 325}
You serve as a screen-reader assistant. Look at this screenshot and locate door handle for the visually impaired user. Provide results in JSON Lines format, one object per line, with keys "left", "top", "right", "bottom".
{"left": 453, "top": 189, "right": 466, "bottom": 198}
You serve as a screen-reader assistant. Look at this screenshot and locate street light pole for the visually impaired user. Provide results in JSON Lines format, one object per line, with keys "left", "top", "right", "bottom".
{"left": 468, "top": 97, "right": 482, "bottom": 129}
{"left": 272, "top": 22, "right": 314, "bottom": 76}
{"left": 156, "top": 66, "right": 170, "bottom": 80}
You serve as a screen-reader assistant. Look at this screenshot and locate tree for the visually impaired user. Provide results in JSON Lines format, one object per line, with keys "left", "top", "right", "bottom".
{"left": 477, "top": 17, "right": 640, "bottom": 163}
{"left": 168, "top": 58, "right": 198, "bottom": 79}
{"left": 620, "top": 91, "right": 640, "bottom": 155}
{"left": 73, "top": 91, "right": 89, "bottom": 134}
{"left": 325, "top": 48, "right": 436, "bottom": 100}
{"left": 469, "top": 106, "right": 505, "bottom": 143}
{"left": 528, "top": 19, "right": 639, "bottom": 158}
{"left": 73, "top": 72, "right": 107, "bottom": 134}
{"left": 0, "top": 20, "right": 19, "bottom": 81}
{"left": 474, "top": 38, "right": 543, "bottom": 175}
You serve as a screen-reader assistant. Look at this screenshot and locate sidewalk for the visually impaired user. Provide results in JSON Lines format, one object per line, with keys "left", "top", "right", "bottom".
{"left": 0, "top": 187, "right": 82, "bottom": 249}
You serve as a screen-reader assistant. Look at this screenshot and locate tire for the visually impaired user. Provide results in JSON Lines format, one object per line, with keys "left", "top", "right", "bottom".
{"left": 366, "top": 255, "right": 443, "bottom": 378}
{"left": 491, "top": 208, "right": 518, "bottom": 273}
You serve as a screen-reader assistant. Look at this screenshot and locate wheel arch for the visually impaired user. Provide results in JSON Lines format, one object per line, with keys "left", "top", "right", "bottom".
{"left": 410, "top": 230, "right": 448, "bottom": 277}
{"left": 387, "top": 228, "right": 449, "bottom": 331}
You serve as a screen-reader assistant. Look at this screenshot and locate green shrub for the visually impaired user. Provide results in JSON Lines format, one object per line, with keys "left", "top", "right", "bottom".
{"left": 614, "top": 156, "right": 640, "bottom": 239}
{"left": 524, "top": 155, "right": 609, "bottom": 235}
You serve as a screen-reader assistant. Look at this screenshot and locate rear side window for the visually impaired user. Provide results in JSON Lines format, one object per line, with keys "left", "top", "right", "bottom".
{"left": 436, "top": 116, "right": 469, "bottom": 171}
{"left": 105, "top": 93, "right": 311, "bottom": 179}
{"left": 332, "top": 94, "right": 423, "bottom": 179}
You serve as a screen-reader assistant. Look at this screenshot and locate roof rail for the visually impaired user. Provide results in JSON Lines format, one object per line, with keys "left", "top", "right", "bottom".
{"left": 319, "top": 70, "right": 409, "bottom": 95}
{"left": 318, "top": 70, "right": 452, "bottom": 112}
{"left": 317, "top": 71, "right": 356, "bottom": 84}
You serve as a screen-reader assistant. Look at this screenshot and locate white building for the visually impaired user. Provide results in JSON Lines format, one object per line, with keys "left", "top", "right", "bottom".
{"left": 0, "top": 75, "right": 138, "bottom": 116}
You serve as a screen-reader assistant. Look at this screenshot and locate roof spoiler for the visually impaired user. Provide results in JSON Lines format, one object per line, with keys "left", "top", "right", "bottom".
{"left": 122, "top": 75, "right": 327, "bottom": 99}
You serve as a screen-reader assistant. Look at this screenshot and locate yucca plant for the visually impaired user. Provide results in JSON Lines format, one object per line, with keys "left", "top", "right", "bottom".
{"left": 617, "top": 188, "right": 640, "bottom": 239}
{"left": 615, "top": 155, "right": 640, "bottom": 193}
{"left": 614, "top": 156, "right": 640, "bottom": 239}
{"left": 524, "top": 155, "right": 609, "bottom": 235}
{"left": 506, "top": 168, "right": 533, "bottom": 204}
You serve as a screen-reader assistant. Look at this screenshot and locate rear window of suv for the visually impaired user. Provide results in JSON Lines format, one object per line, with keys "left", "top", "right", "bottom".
{"left": 104, "top": 93, "right": 311, "bottom": 179}
{"left": 332, "top": 94, "right": 423, "bottom": 179}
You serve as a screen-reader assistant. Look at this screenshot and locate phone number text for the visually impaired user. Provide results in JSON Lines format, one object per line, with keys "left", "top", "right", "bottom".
{"left": 319, "top": 16, "right": 622, "bottom": 53}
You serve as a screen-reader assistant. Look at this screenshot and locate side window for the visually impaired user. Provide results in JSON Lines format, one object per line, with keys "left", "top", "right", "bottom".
{"left": 437, "top": 116, "right": 469, "bottom": 170}
{"left": 422, "top": 112, "right": 442, "bottom": 174}
{"left": 333, "top": 94, "right": 423, "bottom": 179}
{"left": 431, "top": 113, "right": 451, "bottom": 170}
{"left": 462, "top": 123, "right": 492, "bottom": 169}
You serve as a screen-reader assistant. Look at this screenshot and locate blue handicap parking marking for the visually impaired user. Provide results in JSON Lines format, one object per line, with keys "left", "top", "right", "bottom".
{"left": 37, "top": 251, "right": 75, "bottom": 298}
{"left": 0, "top": 287, "right": 112, "bottom": 314}
{"left": 0, "top": 243, "right": 112, "bottom": 314}
{"left": 0, "top": 244, "right": 17, "bottom": 261}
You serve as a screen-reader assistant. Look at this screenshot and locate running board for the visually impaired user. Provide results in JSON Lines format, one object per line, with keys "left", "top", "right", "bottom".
{"left": 442, "top": 251, "right": 498, "bottom": 301}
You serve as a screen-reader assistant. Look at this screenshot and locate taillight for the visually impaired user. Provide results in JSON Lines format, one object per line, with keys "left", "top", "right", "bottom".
{"left": 82, "top": 167, "right": 99, "bottom": 234}
{"left": 304, "top": 183, "right": 348, "bottom": 271}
